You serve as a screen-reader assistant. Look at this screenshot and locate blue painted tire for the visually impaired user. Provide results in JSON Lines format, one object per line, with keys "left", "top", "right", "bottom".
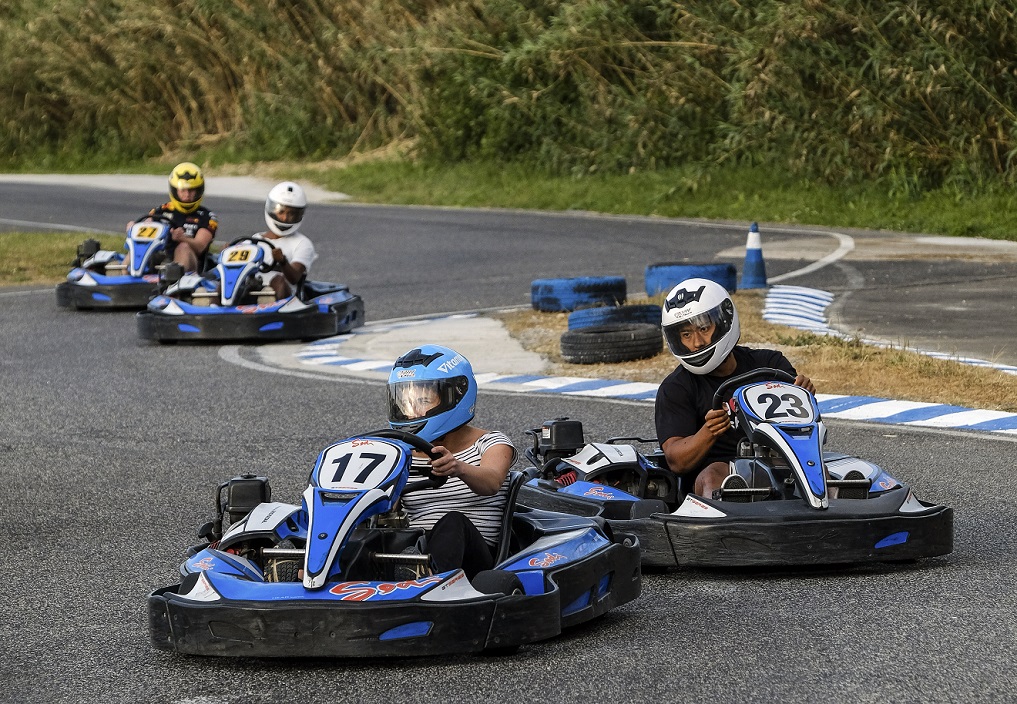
{"left": 644, "top": 263, "right": 737, "bottom": 296}
{"left": 567, "top": 304, "right": 662, "bottom": 330}
{"left": 531, "top": 276, "right": 626, "bottom": 312}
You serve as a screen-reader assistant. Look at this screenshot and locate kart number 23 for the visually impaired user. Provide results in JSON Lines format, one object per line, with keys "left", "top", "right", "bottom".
{"left": 742, "top": 383, "right": 815, "bottom": 423}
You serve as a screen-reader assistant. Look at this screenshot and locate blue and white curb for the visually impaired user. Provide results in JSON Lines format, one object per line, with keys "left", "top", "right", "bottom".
{"left": 296, "top": 297, "right": 1017, "bottom": 436}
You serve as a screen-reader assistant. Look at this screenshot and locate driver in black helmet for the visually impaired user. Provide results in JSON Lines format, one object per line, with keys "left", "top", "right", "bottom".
{"left": 654, "top": 277, "right": 815, "bottom": 499}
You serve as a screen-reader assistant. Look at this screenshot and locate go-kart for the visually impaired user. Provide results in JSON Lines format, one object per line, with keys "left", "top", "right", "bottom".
{"left": 56, "top": 221, "right": 172, "bottom": 309}
{"left": 136, "top": 235, "right": 364, "bottom": 342}
{"left": 518, "top": 369, "right": 953, "bottom": 569}
{"left": 148, "top": 429, "right": 641, "bottom": 657}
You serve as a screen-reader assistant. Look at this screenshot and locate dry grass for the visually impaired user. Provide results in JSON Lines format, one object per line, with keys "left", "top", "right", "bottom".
{"left": 0, "top": 233, "right": 123, "bottom": 285}
{"left": 493, "top": 291, "right": 1017, "bottom": 412}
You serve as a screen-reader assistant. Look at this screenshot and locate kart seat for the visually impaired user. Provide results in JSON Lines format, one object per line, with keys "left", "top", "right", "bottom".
{"left": 494, "top": 471, "right": 526, "bottom": 564}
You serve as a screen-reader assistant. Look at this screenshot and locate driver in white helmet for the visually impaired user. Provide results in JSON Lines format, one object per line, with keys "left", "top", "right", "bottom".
{"left": 258, "top": 181, "right": 318, "bottom": 299}
{"left": 654, "top": 278, "right": 815, "bottom": 499}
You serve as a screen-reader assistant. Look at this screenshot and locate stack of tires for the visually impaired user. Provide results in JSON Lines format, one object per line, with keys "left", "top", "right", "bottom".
{"left": 530, "top": 276, "right": 664, "bottom": 365}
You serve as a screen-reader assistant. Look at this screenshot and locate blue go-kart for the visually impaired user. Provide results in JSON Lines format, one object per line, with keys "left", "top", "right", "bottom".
{"left": 519, "top": 369, "right": 953, "bottom": 569}
{"left": 136, "top": 235, "right": 364, "bottom": 342}
{"left": 56, "top": 221, "right": 172, "bottom": 310}
{"left": 148, "top": 428, "right": 642, "bottom": 657}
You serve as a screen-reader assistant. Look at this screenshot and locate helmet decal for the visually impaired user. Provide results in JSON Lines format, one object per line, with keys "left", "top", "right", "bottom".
{"left": 663, "top": 284, "right": 707, "bottom": 312}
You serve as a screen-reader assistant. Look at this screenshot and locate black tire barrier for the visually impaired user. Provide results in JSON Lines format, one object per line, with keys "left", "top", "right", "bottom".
{"left": 567, "top": 303, "right": 662, "bottom": 330}
{"left": 559, "top": 323, "right": 663, "bottom": 364}
{"left": 531, "top": 276, "right": 626, "bottom": 312}
{"left": 644, "top": 262, "right": 737, "bottom": 296}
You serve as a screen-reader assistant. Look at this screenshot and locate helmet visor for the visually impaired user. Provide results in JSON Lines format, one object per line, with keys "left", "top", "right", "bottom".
{"left": 266, "top": 198, "right": 305, "bottom": 226}
{"left": 387, "top": 378, "right": 468, "bottom": 423}
{"left": 663, "top": 301, "right": 733, "bottom": 358}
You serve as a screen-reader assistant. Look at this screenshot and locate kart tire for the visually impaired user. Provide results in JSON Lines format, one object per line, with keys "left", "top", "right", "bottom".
{"left": 567, "top": 304, "right": 662, "bottom": 330}
{"left": 265, "top": 540, "right": 301, "bottom": 583}
{"left": 471, "top": 569, "right": 525, "bottom": 596}
{"left": 560, "top": 323, "right": 662, "bottom": 364}
{"left": 644, "top": 262, "right": 737, "bottom": 296}
{"left": 531, "top": 276, "right": 626, "bottom": 312}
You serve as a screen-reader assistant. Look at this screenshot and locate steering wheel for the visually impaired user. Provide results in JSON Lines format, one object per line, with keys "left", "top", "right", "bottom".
{"left": 711, "top": 367, "right": 797, "bottom": 410}
{"left": 225, "top": 235, "right": 277, "bottom": 273}
{"left": 361, "top": 428, "right": 447, "bottom": 487}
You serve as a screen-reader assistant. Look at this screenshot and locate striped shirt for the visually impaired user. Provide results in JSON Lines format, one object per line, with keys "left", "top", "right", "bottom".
{"left": 403, "top": 431, "right": 516, "bottom": 545}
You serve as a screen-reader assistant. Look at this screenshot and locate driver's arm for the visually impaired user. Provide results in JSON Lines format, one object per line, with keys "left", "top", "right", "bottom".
{"left": 177, "top": 226, "right": 213, "bottom": 254}
{"left": 794, "top": 374, "right": 816, "bottom": 394}
{"left": 429, "top": 444, "right": 514, "bottom": 496}
{"left": 661, "top": 408, "right": 731, "bottom": 474}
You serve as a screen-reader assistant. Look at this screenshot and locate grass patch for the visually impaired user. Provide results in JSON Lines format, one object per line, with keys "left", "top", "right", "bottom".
{"left": 492, "top": 292, "right": 1017, "bottom": 413}
{"left": 296, "top": 160, "right": 1017, "bottom": 240}
{"left": 0, "top": 232, "right": 122, "bottom": 285}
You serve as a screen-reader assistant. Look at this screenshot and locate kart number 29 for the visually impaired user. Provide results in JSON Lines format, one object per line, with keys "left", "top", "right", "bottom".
{"left": 225, "top": 248, "right": 254, "bottom": 263}
{"left": 314, "top": 440, "right": 402, "bottom": 490}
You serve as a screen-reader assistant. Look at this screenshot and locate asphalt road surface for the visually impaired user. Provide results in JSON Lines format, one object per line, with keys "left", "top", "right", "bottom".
{"left": 2, "top": 179, "right": 1016, "bottom": 703}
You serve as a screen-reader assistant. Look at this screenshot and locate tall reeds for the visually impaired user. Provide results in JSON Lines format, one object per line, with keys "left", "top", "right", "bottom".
{"left": 2, "top": 0, "right": 1015, "bottom": 189}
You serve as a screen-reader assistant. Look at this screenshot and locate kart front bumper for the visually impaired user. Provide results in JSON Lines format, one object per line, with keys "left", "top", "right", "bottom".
{"left": 137, "top": 295, "right": 364, "bottom": 342}
{"left": 56, "top": 280, "right": 157, "bottom": 310}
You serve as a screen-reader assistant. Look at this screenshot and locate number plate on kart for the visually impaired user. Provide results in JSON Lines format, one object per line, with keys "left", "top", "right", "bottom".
{"left": 222, "top": 244, "right": 260, "bottom": 264}
{"left": 129, "top": 222, "right": 169, "bottom": 241}
{"left": 313, "top": 439, "right": 403, "bottom": 490}
{"left": 739, "top": 382, "right": 815, "bottom": 423}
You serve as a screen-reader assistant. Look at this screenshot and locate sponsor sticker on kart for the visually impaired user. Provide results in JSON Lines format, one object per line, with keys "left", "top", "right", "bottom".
{"left": 528, "top": 552, "right": 567, "bottom": 568}
{"left": 672, "top": 495, "right": 728, "bottom": 518}
{"left": 328, "top": 577, "right": 443, "bottom": 601}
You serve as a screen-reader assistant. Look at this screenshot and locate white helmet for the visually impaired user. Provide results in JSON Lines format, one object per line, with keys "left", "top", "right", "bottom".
{"left": 661, "top": 278, "right": 739, "bottom": 375}
{"left": 264, "top": 181, "right": 307, "bottom": 236}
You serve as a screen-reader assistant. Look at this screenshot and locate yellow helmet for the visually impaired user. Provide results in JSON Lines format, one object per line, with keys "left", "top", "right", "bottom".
{"left": 168, "top": 162, "right": 205, "bottom": 213}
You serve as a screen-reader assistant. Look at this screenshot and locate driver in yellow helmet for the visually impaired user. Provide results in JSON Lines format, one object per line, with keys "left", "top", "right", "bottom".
{"left": 128, "top": 162, "right": 219, "bottom": 272}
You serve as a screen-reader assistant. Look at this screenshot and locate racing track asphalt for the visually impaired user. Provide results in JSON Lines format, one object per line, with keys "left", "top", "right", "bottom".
{"left": 4, "top": 176, "right": 1017, "bottom": 704}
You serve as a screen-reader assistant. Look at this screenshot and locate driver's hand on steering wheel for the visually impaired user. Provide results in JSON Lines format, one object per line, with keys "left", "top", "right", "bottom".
{"left": 271, "top": 247, "right": 288, "bottom": 269}
{"left": 428, "top": 445, "right": 464, "bottom": 479}
{"left": 703, "top": 408, "right": 732, "bottom": 438}
{"left": 170, "top": 227, "right": 187, "bottom": 241}
{"left": 794, "top": 374, "right": 816, "bottom": 395}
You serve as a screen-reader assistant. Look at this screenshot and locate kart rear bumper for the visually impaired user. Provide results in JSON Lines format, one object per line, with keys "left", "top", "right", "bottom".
{"left": 550, "top": 533, "right": 642, "bottom": 628}
{"left": 56, "top": 280, "right": 157, "bottom": 310}
{"left": 137, "top": 295, "right": 364, "bottom": 342}
{"left": 520, "top": 485, "right": 952, "bottom": 568}
{"left": 518, "top": 484, "right": 677, "bottom": 569}
{"left": 148, "top": 585, "right": 559, "bottom": 657}
{"left": 660, "top": 491, "right": 954, "bottom": 567}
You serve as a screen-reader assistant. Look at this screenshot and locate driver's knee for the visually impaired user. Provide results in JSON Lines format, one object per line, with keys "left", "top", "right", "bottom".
{"left": 270, "top": 276, "right": 291, "bottom": 300}
{"left": 174, "top": 246, "right": 198, "bottom": 272}
{"left": 694, "top": 462, "right": 729, "bottom": 497}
